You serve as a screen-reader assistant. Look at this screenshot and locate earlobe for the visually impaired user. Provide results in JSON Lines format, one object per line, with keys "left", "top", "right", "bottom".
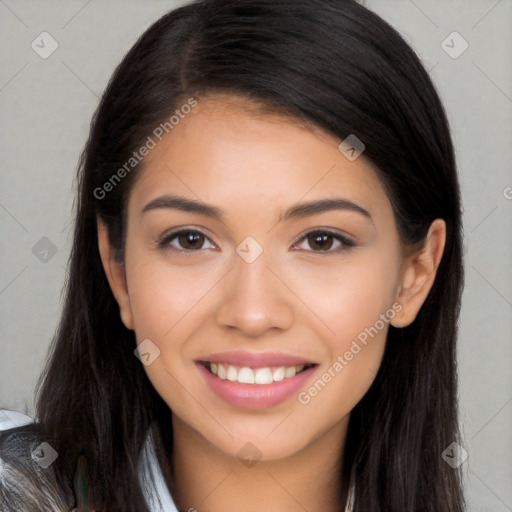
{"left": 390, "top": 219, "right": 446, "bottom": 328}
{"left": 97, "top": 219, "right": 134, "bottom": 330}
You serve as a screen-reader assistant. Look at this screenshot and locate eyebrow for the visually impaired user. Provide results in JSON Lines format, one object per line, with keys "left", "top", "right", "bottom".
{"left": 140, "top": 194, "right": 374, "bottom": 225}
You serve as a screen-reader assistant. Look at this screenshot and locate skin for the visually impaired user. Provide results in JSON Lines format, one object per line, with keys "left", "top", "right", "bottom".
{"left": 98, "top": 94, "right": 446, "bottom": 512}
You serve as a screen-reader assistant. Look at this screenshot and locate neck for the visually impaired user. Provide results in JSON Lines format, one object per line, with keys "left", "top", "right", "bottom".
{"left": 169, "top": 414, "right": 350, "bottom": 512}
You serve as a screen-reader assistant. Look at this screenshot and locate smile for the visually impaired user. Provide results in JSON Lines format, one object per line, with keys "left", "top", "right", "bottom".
{"left": 204, "top": 362, "right": 314, "bottom": 385}
{"left": 195, "top": 351, "right": 319, "bottom": 409}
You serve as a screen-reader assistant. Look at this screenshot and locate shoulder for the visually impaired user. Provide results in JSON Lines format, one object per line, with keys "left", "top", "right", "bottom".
{"left": 0, "top": 409, "right": 75, "bottom": 511}
{"left": 0, "top": 409, "right": 39, "bottom": 464}
{"left": 0, "top": 408, "right": 34, "bottom": 430}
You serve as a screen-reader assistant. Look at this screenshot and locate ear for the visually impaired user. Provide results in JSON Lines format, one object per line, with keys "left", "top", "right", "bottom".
{"left": 391, "top": 219, "right": 446, "bottom": 328}
{"left": 97, "top": 219, "right": 134, "bottom": 330}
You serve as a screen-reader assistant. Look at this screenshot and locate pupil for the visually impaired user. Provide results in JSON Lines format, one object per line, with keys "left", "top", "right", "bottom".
{"left": 181, "top": 232, "right": 203, "bottom": 249}
{"left": 310, "top": 233, "right": 332, "bottom": 250}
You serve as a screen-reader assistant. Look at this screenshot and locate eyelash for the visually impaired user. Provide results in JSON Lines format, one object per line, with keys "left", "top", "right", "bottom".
{"left": 156, "top": 228, "right": 356, "bottom": 254}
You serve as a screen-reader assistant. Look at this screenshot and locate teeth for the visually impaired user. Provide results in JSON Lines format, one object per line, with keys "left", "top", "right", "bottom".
{"left": 254, "top": 367, "right": 273, "bottom": 384}
{"left": 226, "top": 365, "right": 238, "bottom": 382}
{"left": 272, "top": 367, "right": 285, "bottom": 382}
{"left": 238, "top": 367, "right": 254, "bottom": 384}
{"left": 208, "top": 362, "right": 309, "bottom": 384}
{"left": 217, "top": 363, "right": 227, "bottom": 380}
{"left": 284, "top": 366, "right": 296, "bottom": 378}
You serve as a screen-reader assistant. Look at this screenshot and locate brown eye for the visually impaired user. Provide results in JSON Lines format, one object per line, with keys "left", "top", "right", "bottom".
{"left": 307, "top": 233, "right": 334, "bottom": 251}
{"left": 177, "top": 231, "right": 205, "bottom": 250}
{"left": 158, "top": 229, "right": 215, "bottom": 252}
{"left": 295, "top": 230, "right": 355, "bottom": 253}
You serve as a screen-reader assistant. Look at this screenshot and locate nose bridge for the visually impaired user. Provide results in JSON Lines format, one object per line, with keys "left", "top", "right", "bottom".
{"left": 215, "top": 239, "right": 294, "bottom": 336}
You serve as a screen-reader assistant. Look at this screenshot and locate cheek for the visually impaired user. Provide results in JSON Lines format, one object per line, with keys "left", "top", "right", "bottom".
{"left": 288, "top": 249, "right": 399, "bottom": 344}
{"left": 293, "top": 270, "right": 393, "bottom": 427}
{"left": 287, "top": 252, "right": 397, "bottom": 407}
{"left": 125, "top": 257, "right": 222, "bottom": 405}
{"left": 127, "top": 257, "right": 218, "bottom": 340}
{"left": 125, "top": 260, "right": 203, "bottom": 417}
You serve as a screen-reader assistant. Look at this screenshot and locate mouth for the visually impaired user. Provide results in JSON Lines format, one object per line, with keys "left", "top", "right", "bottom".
{"left": 194, "top": 352, "right": 319, "bottom": 409}
{"left": 198, "top": 361, "right": 317, "bottom": 385}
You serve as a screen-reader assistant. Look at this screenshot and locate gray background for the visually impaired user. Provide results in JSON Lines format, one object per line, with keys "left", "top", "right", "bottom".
{"left": 0, "top": 1, "right": 510, "bottom": 510}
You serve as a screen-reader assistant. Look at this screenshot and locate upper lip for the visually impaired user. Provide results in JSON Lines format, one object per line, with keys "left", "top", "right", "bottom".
{"left": 197, "top": 350, "right": 317, "bottom": 367}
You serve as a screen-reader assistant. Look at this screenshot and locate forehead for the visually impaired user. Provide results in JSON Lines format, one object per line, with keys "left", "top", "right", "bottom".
{"left": 128, "top": 95, "right": 391, "bottom": 222}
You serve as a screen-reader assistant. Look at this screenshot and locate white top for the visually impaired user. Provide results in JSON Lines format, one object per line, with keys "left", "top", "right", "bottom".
{"left": 0, "top": 409, "right": 354, "bottom": 511}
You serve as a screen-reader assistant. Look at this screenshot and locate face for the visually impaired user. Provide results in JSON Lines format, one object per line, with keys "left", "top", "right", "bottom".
{"left": 98, "top": 94, "right": 443, "bottom": 462}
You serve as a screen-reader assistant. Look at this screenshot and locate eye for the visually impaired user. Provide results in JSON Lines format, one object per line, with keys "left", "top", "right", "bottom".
{"left": 156, "top": 228, "right": 356, "bottom": 254}
{"left": 157, "top": 229, "right": 216, "bottom": 252}
{"left": 293, "top": 229, "right": 356, "bottom": 254}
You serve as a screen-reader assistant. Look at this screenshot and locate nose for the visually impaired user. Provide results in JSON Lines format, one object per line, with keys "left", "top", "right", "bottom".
{"left": 215, "top": 249, "right": 294, "bottom": 338}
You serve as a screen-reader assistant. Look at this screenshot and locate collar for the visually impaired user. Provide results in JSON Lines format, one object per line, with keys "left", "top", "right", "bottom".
{"left": 139, "top": 430, "right": 179, "bottom": 512}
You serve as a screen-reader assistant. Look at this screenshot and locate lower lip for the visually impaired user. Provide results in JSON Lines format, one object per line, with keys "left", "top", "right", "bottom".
{"left": 196, "top": 363, "right": 317, "bottom": 410}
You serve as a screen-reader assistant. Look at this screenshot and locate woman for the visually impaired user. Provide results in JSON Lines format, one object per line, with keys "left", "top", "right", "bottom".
{"left": 0, "top": 0, "right": 465, "bottom": 510}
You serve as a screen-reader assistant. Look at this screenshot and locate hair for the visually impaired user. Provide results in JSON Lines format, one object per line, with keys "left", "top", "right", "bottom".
{"left": 0, "top": 0, "right": 465, "bottom": 510}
